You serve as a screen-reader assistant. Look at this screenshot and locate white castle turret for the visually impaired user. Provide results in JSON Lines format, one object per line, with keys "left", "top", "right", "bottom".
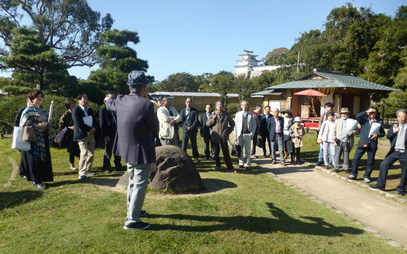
{"left": 235, "top": 49, "right": 283, "bottom": 78}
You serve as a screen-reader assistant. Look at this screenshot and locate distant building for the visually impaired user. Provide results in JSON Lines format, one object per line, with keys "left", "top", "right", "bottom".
{"left": 235, "top": 50, "right": 282, "bottom": 78}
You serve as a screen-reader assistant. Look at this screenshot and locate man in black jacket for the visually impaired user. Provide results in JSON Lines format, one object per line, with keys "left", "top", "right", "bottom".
{"left": 179, "top": 97, "right": 200, "bottom": 161}
{"left": 100, "top": 92, "right": 122, "bottom": 173}
{"left": 348, "top": 107, "right": 385, "bottom": 182}
{"left": 371, "top": 109, "right": 407, "bottom": 196}
{"left": 72, "top": 94, "right": 98, "bottom": 180}
{"left": 200, "top": 103, "right": 214, "bottom": 160}
{"left": 268, "top": 108, "right": 286, "bottom": 166}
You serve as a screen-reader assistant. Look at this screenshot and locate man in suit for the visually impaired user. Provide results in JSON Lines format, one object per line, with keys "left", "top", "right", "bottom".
{"left": 157, "top": 97, "right": 182, "bottom": 146}
{"left": 371, "top": 109, "right": 407, "bottom": 196}
{"left": 100, "top": 92, "right": 122, "bottom": 173}
{"left": 234, "top": 100, "right": 257, "bottom": 169}
{"left": 260, "top": 106, "right": 272, "bottom": 158}
{"left": 348, "top": 106, "right": 385, "bottom": 182}
{"left": 250, "top": 105, "right": 262, "bottom": 158}
{"left": 72, "top": 94, "right": 98, "bottom": 180}
{"left": 332, "top": 107, "right": 357, "bottom": 173}
{"left": 179, "top": 97, "right": 200, "bottom": 161}
{"left": 106, "top": 70, "right": 159, "bottom": 230}
{"left": 200, "top": 103, "right": 214, "bottom": 160}
{"left": 268, "top": 108, "right": 286, "bottom": 166}
{"left": 206, "top": 100, "right": 235, "bottom": 171}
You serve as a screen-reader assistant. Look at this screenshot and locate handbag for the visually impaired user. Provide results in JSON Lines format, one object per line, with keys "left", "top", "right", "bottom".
{"left": 11, "top": 126, "right": 31, "bottom": 151}
{"left": 256, "top": 136, "right": 264, "bottom": 148}
{"left": 54, "top": 127, "right": 67, "bottom": 144}
{"left": 231, "top": 143, "right": 241, "bottom": 157}
{"left": 23, "top": 126, "right": 37, "bottom": 142}
{"left": 357, "top": 139, "right": 370, "bottom": 149}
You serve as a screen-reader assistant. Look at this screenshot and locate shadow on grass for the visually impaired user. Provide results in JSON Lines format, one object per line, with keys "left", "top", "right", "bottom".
{"left": 148, "top": 202, "right": 363, "bottom": 236}
{"left": 0, "top": 190, "right": 43, "bottom": 210}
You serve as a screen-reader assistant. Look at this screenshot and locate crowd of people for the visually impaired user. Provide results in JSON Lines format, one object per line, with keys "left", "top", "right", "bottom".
{"left": 13, "top": 70, "right": 407, "bottom": 230}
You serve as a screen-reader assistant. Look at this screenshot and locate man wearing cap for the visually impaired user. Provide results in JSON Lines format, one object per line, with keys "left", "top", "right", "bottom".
{"left": 157, "top": 97, "right": 182, "bottom": 146}
{"left": 105, "top": 70, "right": 159, "bottom": 230}
{"left": 332, "top": 107, "right": 357, "bottom": 173}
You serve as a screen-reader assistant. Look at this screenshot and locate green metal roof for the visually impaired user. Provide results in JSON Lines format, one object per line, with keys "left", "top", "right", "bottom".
{"left": 251, "top": 89, "right": 283, "bottom": 96}
{"left": 265, "top": 70, "right": 400, "bottom": 92}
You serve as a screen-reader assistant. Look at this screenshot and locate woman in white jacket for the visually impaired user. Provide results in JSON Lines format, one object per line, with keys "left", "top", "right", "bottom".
{"left": 317, "top": 112, "right": 336, "bottom": 169}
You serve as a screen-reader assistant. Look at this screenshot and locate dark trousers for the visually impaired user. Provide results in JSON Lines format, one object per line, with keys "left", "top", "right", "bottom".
{"left": 293, "top": 147, "right": 301, "bottom": 162}
{"left": 251, "top": 130, "right": 258, "bottom": 155}
{"left": 214, "top": 141, "right": 233, "bottom": 169}
{"left": 351, "top": 146, "right": 378, "bottom": 177}
{"left": 376, "top": 151, "right": 407, "bottom": 191}
{"left": 261, "top": 133, "right": 271, "bottom": 156}
{"left": 103, "top": 138, "right": 122, "bottom": 170}
{"left": 203, "top": 134, "right": 214, "bottom": 159}
{"left": 182, "top": 132, "right": 199, "bottom": 159}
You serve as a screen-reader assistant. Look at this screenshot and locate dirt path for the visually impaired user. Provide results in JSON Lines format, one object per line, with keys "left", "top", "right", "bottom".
{"left": 254, "top": 157, "right": 407, "bottom": 248}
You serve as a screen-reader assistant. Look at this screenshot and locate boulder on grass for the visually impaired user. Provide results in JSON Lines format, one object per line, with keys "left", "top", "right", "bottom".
{"left": 115, "top": 145, "right": 203, "bottom": 193}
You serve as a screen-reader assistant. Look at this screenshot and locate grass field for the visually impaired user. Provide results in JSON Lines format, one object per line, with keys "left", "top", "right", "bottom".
{"left": 0, "top": 131, "right": 406, "bottom": 254}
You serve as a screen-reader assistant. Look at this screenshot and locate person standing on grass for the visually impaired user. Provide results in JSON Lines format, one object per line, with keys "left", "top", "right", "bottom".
{"left": 200, "top": 103, "right": 214, "bottom": 160}
{"left": 157, "top": 97, "right": 182, "bottom": 146}
{"left": 268, "top": 108, "right": 286, "bottom": 166}
{"left": 289, "top": 117, "right": 306, "bottom": 165}
{"left": 72, "top": 94, "right": 98, "bottom": 180}
{"left": 317, "top": 111, "right": 336, "bottom": 170}
{"left": 317, "top": 102, "right": 339, "bottom": 166}
{"left": 234, "top": 100, "right": 256, "bottom": 170}
{"left": 260, "top": 106, "right": 272, "bottom": 158}
{"left": 106, "top": 70, "right": 159, "bottom": 230}
{"left": 206, "top": 100, "right": 235, "bottom": 171}
{"left": 59, "top": 99, "right": 80, "bottom": 171}
{"left": 370, "top": 109, "right": 407, "bottom": 196}
{"left": 332, "top": 107, "right": 357, "bottom": 173}
{"left": 282, "top": 111, "right": 294, "bottom": 163}
{"left": 251, "top": 104, "right": 262, "bottom": 158}
{"left": 179, "top": 97, "right": 200, "bottom": 162}
{"left": 348, "top": 106, "right": 385, "bottom": 182}
{"left": 100, "top": 92, "right": 122, "bottom": 173}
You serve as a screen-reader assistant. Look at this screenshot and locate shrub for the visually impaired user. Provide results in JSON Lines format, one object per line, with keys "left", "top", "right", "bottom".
{"left": 226, "top": 102, "right": 240, "bottom": 114}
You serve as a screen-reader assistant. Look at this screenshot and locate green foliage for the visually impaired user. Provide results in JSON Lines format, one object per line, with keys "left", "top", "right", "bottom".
{"left": 154, "top": 72, "right": 200, "bottom": 92}
{"left": 0, "top": 27, "right": 69, "bottom": 91}
{"left": 208, "top": 71, "right": 235, "bottom": 101}
{"left": 225, "top": 102, "right": 240, "bottom": 114}
{"left": 382, "top": 91, "right": 407, "bottom": 117}
{"left": 88, "top": 29, "right": 149, "bottom": 94}
{"left": 0, "top": 0, "right": 113, "bottom": 68}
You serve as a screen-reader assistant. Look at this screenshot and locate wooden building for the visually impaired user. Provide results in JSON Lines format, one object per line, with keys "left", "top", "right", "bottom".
{"left": 253, "top": 69, "right": 400, "bottom": 120}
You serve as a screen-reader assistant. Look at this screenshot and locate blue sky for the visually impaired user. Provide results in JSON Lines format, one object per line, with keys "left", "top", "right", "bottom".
{"left": 69, "top": 0, "right": 405, "bottom": 82}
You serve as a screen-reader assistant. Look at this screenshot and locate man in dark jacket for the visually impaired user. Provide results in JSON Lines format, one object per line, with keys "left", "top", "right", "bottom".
{"left": 371, "top": 109, "right": 407, "bottom": 196}
{"left": 260, "top": 106, "right": 272, "bottom": 158}
{"left": 179, "top": 97, "right": 200, "bottom": 161}
{"left": 200, "top": 103, "right": 214, "bottom": 160}
{"left": 268, "top": 108, "right": 286, "bottom": 166}
{"left": 72, "top": 94, "right": 98, "bottom": 180}
{"left": 348, "top": 106, "right": 385, "bottom": 182}
{"left": 106, "top": 70, "right": 159, "bottom": 230}
{"left": 100, "top": 92, "right": 122, "bottom": 173}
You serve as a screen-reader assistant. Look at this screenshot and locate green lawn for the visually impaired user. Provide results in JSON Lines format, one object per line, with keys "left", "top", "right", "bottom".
{"left": 0, "top": 132, "right": 405, "bottom": 254}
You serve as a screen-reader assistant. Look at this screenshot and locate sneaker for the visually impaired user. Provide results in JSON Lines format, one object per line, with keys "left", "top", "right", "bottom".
{"left": 86, "top": 172, "right": 95, "bottom": 177}
{"left": 347, "top": 175, "right": 357, "bottom": 180}
{"left": 78, "top": 174, "right": 87, "bottom": 180}
{"left": 70, "top": 167, "right": 78, "bottom": 171}
{"left": 244, "top": 163, "right": 250, "bottom": 169}
{"left": 363, "top": 177, "right": 371, "bottom": 183}
{"left": 123, "top": 221, "right": 150, "bottom": 230}
{"left": 34, "top": 183, "right": 46, "bottom": 189}
{"left": 140, "top": 210, "right": 148, "bottom": 217}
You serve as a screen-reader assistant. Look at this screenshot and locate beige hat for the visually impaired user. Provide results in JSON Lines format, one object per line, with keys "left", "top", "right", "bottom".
{"left": 293, "top": 116, "right": 302, "bottom": 122}
{"left": 340, "top": 107, "right": 351, "bottom": 114}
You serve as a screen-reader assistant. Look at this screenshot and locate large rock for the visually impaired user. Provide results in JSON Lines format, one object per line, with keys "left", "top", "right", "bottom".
{"left": 149, "top": 145, "right": 203, "bottom": 192}
{"left": 115, "top": 145, "right": 204, "bottom": 192}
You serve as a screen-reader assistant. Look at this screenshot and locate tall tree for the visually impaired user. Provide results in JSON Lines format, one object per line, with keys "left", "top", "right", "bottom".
{"left": 88, "top": 29, "right": 149, "bottom": 94}
{"left": 209, "top": 71, "right": 235, "bottom": 102}
{"left": 0, "top": 27, "right": 69, "bottom": 91}
{"left": 0, "top": 0, "right": 113, "bottom": 68}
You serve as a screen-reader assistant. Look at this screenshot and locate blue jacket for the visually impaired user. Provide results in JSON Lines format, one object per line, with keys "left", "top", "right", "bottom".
{"left": 356, "top": 111, "right": 385, "bottom": 148}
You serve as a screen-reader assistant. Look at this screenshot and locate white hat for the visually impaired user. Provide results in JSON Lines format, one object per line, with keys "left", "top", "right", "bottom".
{"left": 293, "top": 117, "right": 301, "bottom": 123}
